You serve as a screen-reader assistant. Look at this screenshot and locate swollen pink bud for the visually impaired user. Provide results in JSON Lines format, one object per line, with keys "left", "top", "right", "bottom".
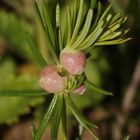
{"left": 39, "top": 65, "right": 67, "bottom": 93}
{"left": 60, "top": 47, "right": 86, "bottom": 75}
{"left": 73, "top": 85, "right": 86, "bottom": 95}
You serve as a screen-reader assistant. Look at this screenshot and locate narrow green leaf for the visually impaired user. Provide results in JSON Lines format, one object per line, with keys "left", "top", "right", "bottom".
{"left": 75, "top": 125, "right": 83, "bottom": 140}
{"left": 99, "top": 31, "right": 122, "bottom": 41}
{"left": 75, "top": 75, "right": 85, "bottom": 89}
{"left": 59, "top": 29, "right": 63, "bottom": 51}
{"left": 42, "top": 0, "right": 55, "bottom": 46}
{"left": 26, "top": 34, "right": 47, "bottom": 67}
{"left": 101, "top": 13, "right": 112, "bottom": 30}
{"left": 51, "top": 94, "right": 64, "bottom": 140}
{"left": 108, "top": 23, "right": 120, "bottom": 33}
{"left": 65, "top": 94, "right": 99, "bottom": 140}
{"left": 72, "top": 9, "right": 93, "bottom": 49}
{"left": 61, "top": 14, "right": 68, "bottom": 48}
{"left": 68, "top": 77, "right": 77, "bottom": 92}
{"left": 33, "top": 0, "right": 45, "bottom": 30}
{"left": 111, "top": 16, "right": 127, "bottom": 26}
{"left": 67, "top": 6, "right": 72, "bottom": 44}
{"left": 110, "top": 13, "right": 121, "bottom": 24}
{"left": 98, "top": 4, "right": 112, "bottom": 23}
{"left": 108, "top": 17, "right": 124, "bottom": 29}
{"left": 122, "top": 16, "right": 128, "bottom": 23}
{"left": 95, "top": 38, "right": 132, "bottom": 46}
{"left": 85, "top": 80, "right": 113, "bottom": 96}
{"left": 56, "top": 3, "right": 61, "bottom": 27}
{"left": 33, "top": 0, "right": 59, "bottom": 64}
{"left": 55, "top": 27, "right": 60, "bottom": 55}
{"left": 70, "top": 79, "right": 78, "bottom": 91}
{"left": 65, "top": 94, "right": 97, "bottom": 128}
{"left": 90, "top": 0, "right": 97, "bottom": 10}
{"left": 56, "top": 3, "right": 63, "bottom": 51}
{"left": 105, "top": 14, "right": 112, "bottom": 24}
{"left": 72, "top": 0, "right": 79, "bottom": 30}
{"left": 31, "top": 124, "right": 37, "bottom": 138}
{"left": 0, "top": 89, "right": 48, "bottom": 96}
{"left": 80, "top": 28, "right": 102, "bottom": 50}
{"left": 70, "top": 0, "right": 84, "bottom": 44}
{"left": 84, "top": 45, "right": 97, "bottom": 55}
{"left": 92, "top": 1, "right": 102, "bottom": 30}
{"left": 123, "top": 135, "right": 130, "bottom": 140}
{"left": 43, "top": 28, "right": 60, "bottom": 64}
{"left": 33, "top": 95, "right": 58, "bottom": 140}
{"left": 61, "top": 98, "right": 67, "bottom": 138}
{"left": 78, "top": 21, "right": 104, "bottom": 50}
{"left": 99, "top": 24, "right": 121, "bottom": 40}
{"left": 123, "top": 29, "right": 129, "bottom": 35}
{"left": 79, "top": 19, "right": 104, "bottom": 46}
{"left": 78, "top": 20, "right": 104, "bottom": 50}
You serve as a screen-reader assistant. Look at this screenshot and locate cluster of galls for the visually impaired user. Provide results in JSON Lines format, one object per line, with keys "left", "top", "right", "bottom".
{"left": 39, "top": 47, "right": 86, "bottom": 95}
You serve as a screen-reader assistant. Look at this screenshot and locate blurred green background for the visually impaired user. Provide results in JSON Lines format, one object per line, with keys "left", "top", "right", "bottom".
{"left": 0, "top": 0, "right": 139, "bottom": 140}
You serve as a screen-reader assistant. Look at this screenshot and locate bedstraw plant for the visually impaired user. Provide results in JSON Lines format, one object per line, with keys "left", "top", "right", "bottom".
{"left": 0, "top": 0, "right": 131, "bottom": 139}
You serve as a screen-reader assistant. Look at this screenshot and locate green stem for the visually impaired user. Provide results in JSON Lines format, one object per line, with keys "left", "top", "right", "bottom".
{"left": 58, "top": 95, "right": 67, "bottom": 140}
{"left": 58, "top": 119, "right": 67, "bottom": 140}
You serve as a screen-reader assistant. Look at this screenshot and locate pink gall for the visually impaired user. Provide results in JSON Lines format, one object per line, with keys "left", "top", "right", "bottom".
{"left": 39, "top": 65, "right": 67, "bottom": 93}
{"left": 60, "top": 47, "right": 86, "bottom": 75}
{"left": 73, "top": 85, "right": 86, "bottom": 95}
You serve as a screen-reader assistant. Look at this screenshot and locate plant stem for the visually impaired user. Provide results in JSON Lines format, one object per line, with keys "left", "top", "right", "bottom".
{"left": 58, "top": 120, "right": 67, "bottom": 140}
{"left": 58, "top": 97, "right": 67, "bottom": 140}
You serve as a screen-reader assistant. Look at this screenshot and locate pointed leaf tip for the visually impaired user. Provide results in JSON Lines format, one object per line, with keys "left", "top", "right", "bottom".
{"left": 85, "top": 80, "right": 113, "bottom": 96}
